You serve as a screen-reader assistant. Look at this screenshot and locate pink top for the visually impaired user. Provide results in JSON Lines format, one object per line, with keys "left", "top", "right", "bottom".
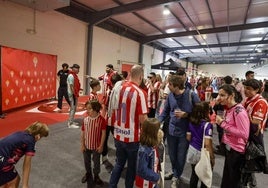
{"left": 221, "top": 103, "right": 250, "bottom": 153}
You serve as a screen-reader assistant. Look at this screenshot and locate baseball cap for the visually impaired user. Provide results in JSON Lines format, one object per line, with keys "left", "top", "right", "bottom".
{"left": 106, "top": 64, "right": 114, "bottom": 69}
{"left": 70, "top": 64, "right": 80, "bottom": 69}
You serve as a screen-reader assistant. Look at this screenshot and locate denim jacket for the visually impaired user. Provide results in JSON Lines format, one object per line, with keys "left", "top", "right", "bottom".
{"left": 158, "top": 89, "right": 200, "bottom": 137}
{"left": 136, "top": 145, "right": 160, "bottom": 186}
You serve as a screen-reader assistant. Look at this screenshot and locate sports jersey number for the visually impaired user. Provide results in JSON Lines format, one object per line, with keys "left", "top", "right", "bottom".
{"left": 121, "top": 103, "right": 127, "bottom": 124}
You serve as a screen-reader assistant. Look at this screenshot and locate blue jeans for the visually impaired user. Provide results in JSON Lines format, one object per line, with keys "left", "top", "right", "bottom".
{"left": 109, "top": 139, "right": 139, "bottom": 188}
{"left": 167, "top": 134, "right": 189, "bottom": 178}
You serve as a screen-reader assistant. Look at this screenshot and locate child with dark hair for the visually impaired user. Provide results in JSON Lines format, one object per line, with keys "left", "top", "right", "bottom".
{"left": 135, "top": 118, "right": 161, "bottom": 188}
{"left": 81, "top": 100, "right": 106, "bottom": 186}
{"left": 0, "top": 122, "right": 49, "bottom": 188}
{"left": 88, "top": 77, "right": 101, "bottom": 101}
{"left": 186, "top": 102, "right": 214, "bottom": 188}
{"left": 121, "top": 71, "right": 128, "bottom": 80}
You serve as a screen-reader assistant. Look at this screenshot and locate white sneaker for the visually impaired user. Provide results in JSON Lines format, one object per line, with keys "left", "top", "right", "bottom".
{"left": 73, "top": 122, "right": 79, "bottom": 125}
{"left": 171, "top": 177, "right": 178, "bottom": 188}
{"left": 68, "top": 122, "right": 79, "bottom": 128}
{"left": 53, "top": 107, "right": 61, "bottom": 112}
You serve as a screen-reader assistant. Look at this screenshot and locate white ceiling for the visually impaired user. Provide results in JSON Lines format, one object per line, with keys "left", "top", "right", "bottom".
{"left": 10, "top": 0, "right": 268, "bottom": 66}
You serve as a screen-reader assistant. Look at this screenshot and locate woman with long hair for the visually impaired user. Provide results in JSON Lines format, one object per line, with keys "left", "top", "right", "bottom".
{"left": 215, "top": 84, "right": 250, "bottom": 188}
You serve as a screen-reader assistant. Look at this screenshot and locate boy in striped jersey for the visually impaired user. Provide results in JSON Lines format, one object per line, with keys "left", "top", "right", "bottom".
{"left": 88, "top": 78, "right": 101, "bottom": 101}
{"left": 81, "top": 100, "right": 107, "bottom": 186}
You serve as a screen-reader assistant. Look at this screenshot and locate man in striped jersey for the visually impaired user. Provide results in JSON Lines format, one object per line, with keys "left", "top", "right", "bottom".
{"left": 109, "top": 65, "right": 148, "bottom": 188}
{"left": 98, "top": 64, "right": 116, "bottom": 106}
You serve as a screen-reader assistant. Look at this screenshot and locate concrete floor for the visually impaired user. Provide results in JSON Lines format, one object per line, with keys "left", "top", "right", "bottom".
{"left": 15, "top": 120, "right": 268, "bottom": 188}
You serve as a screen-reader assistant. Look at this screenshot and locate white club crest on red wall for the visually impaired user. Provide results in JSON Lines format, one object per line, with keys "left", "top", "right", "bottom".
{"left": 33, "top": 57, "right": 38, "bottom": 67}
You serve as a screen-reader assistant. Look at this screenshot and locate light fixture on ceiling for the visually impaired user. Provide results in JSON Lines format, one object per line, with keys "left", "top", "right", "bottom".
{"left": 163, "top": 5, "right": 170, "bottom": 15}
{"left": 26, "top": 1, "right": 37, "bottom": 35}
{"left": 188, "top": 36, "right": 193, "bottom": 39}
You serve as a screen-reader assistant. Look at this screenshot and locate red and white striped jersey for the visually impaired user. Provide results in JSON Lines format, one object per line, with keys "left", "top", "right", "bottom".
{"left": 107, "top": 110, "right": 116, "bottom": 126}
{"left": 244, "top": 94, "right": 268, "bottom": 132}
{"left": 135, "top": 148, "right": 160, "bottom": 188}
{"left": 88, "top": 91, "right": 98, "bottom": 101}
{"left": 147, "top": 81, "right": 161, "bottom": 109}
{"left": 82, "top": 115, "right": 107, "bottom": 150}
{"left": 114, "top": 81, "right": 148, "bottom": 143}
{"left": 98, "top": 71, "right": 116, "bottom": 98}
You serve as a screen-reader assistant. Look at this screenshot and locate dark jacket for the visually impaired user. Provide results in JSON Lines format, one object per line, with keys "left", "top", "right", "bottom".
{"left": 136, "top": 145, "right": 160, "bottom": 184}
{"left": 158, "top": 89, "right": 200, "bottom": 137}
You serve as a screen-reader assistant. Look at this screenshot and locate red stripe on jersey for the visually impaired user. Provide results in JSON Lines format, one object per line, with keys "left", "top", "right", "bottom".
{"left": 135, "top": 175, "right": 153, "bottom": 188}
{"left": 114, "top": 81, "right": 148, "bottom": 142}
{"left": 147, "top": 81, "right": 161, "bottom": 109}
{"left": 88, "top": 92, "right": 98, "bottom": 101}
{"left": 245, "top": 94, "right": 268, "bottom": 131}
{"left": 82, "top": 115, "right": 107, "bottom": 150}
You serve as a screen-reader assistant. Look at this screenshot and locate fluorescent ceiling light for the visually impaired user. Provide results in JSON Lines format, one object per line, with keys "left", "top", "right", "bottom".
{"left": 166, "top": 28, "right": 177, "bottom": 33}
{"left": 163, "top": 7, "right": 170, "bottom": 15}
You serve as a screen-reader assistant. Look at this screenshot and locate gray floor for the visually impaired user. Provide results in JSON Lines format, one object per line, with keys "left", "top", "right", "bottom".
{"left": 15, "top": 119, "right": 268, "bottom": 188}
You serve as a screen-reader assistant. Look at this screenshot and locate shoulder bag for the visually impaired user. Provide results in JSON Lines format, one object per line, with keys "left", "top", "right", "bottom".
{"left": 195, "top": 122, "right": 213, "bottom": 188}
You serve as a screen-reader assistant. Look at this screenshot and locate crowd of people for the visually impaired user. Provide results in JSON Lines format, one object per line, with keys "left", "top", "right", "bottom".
{"left": 1, "top": 62, "right": 268, "bottom": 188}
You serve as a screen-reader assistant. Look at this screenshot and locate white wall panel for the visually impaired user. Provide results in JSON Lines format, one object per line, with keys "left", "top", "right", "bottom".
{"left": 0, "top": 0, "right": 87, "bottom": 91}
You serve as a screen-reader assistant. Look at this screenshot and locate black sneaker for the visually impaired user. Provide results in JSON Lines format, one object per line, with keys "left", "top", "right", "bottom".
{"left": 94, "top": 175, "right": 104, "bottom": 186}
{"left": 103, "top": 159, "right": 114, "bottom": 173}
{"left": 81, "top": 173, "right": 92, "bottom": 184}
{"left": 214, "top": 148, "right": 225, "bottom": 156}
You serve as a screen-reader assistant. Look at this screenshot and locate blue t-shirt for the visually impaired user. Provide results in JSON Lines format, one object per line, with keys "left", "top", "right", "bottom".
{"left": 0, "top": 131, "right": 36, "bottom": 171}
{"left": 187, "top": 121, "right": 213, "bottom": 151}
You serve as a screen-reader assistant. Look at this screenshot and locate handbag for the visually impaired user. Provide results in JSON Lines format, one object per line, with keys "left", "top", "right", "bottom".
{"left": 245, "top": 139, "right": 265, "bottom": 160}
{"left": 195, "top": 122, "right": 212, "bottom": 188}
{"left": 241, "top": 138, "right": 267, "bottom": 173}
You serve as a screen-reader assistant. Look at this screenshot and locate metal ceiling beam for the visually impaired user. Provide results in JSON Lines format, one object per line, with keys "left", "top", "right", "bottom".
{"left": 140, "top": 21, "right": 268, "bottom": 44}
{"left": 164, "top": 40, "right": 268, "bottom": 53}
{"left": 236, "top": 0, "right": 252, "bottom": 52}
{"left": 57, "top": 2, "right": 144, "bottom": 42}
{"left": 166, "top": 5, "right": 196, "bottom": 55}
{"left": 87, "top": 0, "right": 181, "bottom": 25}
{"left": 180, "top": 50, "right": 264, "bottom": 56}
{"left": 195, "top": 60, "right": 258, "bottom": 65}
{"left": 111, "top": 0, "right": 189, "bottom": 54}
{"left": 56, "top": 1, "right": 92, "bottom": 23}
{"left": 205, "top": 0, "right": 222, "bottom": 53}
{"left": 188, "top": 54, "right": 267, "bottom": 62}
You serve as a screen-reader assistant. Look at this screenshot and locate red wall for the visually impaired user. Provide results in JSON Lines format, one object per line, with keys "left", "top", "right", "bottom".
{"left": 1, "top": 46, "right": 57, "bottom": 111}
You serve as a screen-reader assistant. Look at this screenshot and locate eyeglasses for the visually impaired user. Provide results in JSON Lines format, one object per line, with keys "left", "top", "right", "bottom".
{"left": 147, "top": 76, "right": 152, "bottom": 79}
